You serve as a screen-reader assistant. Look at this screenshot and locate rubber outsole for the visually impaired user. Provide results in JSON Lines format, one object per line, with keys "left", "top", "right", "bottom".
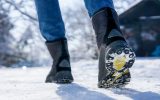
{"left": 45, "top": 71, "right": 74, "bottom": 84}
{"left": 98, "top": 46, "right": 136, "bottom": 88}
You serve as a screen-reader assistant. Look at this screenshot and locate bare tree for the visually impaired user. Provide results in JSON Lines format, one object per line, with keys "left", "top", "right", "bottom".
{"left": 0, "top": 0, "right": 42, "bottom": 67}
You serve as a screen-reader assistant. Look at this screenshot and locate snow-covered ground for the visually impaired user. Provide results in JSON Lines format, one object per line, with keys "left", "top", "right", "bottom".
{"left": 0, "top": 58, "right": 160, "bottom": 100}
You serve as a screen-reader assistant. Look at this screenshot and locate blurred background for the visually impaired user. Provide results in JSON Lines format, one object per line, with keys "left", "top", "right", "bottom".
{"left": 0, "top": 0, "right": 159, "bottom": 67}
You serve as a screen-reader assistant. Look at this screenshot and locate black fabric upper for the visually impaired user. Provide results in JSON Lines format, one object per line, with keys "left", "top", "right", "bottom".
{"left": 92, "top": 7, "right": 126, "bottom": 48}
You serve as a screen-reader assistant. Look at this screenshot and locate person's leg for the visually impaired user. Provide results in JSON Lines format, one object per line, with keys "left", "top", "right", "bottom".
{"left": 35, "top": 0, "right": 65, "bottom": 41}
{"left": 84, "top": 0, "right": 136, "bottom": 88}
{"left": 35, "top": 0, "right": 73, "bottom": 83}
{"left": 84, "top": 0, "right": 114, "bottom": 17}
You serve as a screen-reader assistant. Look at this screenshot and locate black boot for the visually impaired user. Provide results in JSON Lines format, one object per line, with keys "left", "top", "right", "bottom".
{"left": 92, "top": 8, "right": 136, "bottom": 88}
{"left": 45, "top": 39, "right": 74, "bottom": 83}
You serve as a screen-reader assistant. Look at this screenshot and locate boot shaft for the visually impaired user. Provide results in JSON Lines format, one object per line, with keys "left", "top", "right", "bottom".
{"left": 46, "top": 39, "right": 71, "bottom": 72}
{"left": 46, "top": 39, "right": 70, "bottom": 60}
{"left": 92, "top": 7, "right": 125, "bottom": 48}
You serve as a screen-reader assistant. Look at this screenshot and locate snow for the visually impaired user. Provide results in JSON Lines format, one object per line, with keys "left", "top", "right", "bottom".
{"left": 0, "top": 58, "right": 160, "bottom": 100}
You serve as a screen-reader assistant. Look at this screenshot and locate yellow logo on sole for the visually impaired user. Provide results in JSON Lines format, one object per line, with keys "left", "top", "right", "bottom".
{"left": 113, "top": 56, "right": 126, "bottom": 71}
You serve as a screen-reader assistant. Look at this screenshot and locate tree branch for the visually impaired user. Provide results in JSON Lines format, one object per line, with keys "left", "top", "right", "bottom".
{"left": 5, "top": 0, "right": 37, "bottom": 21}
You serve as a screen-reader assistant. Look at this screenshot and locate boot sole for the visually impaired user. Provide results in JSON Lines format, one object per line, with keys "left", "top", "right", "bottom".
{"left": 98, "top": 46, "right": 135, "bottom": 88}
{"left": 54, "top": 71, "right": 74, "bottom": 84}
{"left": 45, "top": 71, "right": 74, "bottom": 84}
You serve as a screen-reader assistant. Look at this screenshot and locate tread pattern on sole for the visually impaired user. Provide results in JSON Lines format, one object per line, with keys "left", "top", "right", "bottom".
{"left": 99, "top": 46, "right": 136, "bottom": 88}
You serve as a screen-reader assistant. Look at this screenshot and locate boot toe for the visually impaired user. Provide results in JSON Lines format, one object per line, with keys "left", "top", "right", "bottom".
{"left": 45, "top": 75, "right": 55, "bottom": 83}
{"left": 54, "top": 71, "right": 74, "bottom": 84}
{"left": 45, "top": 71, "right": 74, "bottom": 84}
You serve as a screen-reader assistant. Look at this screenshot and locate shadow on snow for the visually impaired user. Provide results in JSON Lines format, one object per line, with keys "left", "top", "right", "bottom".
{"left": 56, "top": 83, "right": 160, "bottom": 100}
{"left": 111, "top": 88, "right": 160, "bottom": 100}
{"left": 56, "top": 83, "right": 114, "bottom": 100}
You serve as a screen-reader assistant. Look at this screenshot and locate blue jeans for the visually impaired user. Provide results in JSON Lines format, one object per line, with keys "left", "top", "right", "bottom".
{"left": 35, "top": 0, "right": 114, "bottom": 41}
